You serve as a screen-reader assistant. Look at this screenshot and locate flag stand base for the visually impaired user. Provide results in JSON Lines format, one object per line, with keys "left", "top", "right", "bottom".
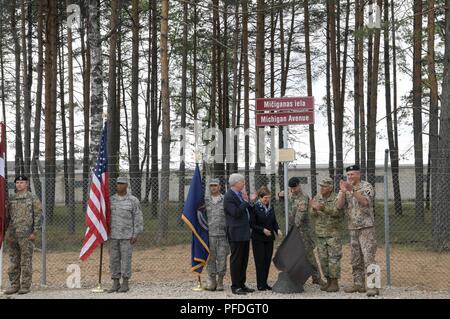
{"left": 191, "top": 276, "right": 204, "bottom": 291}
{"left": 91, "top": 285, "right": 107, "bottom": 293}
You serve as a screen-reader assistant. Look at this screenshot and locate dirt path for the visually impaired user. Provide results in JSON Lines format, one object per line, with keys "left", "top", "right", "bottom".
{"left": 1, "top": 243, "right": 449, "bottom": 292}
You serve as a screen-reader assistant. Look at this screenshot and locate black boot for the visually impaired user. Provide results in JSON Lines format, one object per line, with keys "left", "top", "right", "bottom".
{"left": 118, "top": 278, "right": 129, "bottom": 293}
{"left": 108, "top": 279, "right": 121, "bottom": 293}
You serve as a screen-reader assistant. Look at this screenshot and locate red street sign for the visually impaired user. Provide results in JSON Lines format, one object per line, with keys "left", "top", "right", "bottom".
{"left": 256, "top": 96, "right": 314, "bottom": 112}
{"left": 256, "top": 111, "right": 315, "bottom": 126}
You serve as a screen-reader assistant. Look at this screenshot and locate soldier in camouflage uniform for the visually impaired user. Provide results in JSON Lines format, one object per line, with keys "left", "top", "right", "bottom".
{"left": 336, "top": 165, "right": 379, "bottom": 297}
{"left": 5, "top": 175, "right": 42, "bottom": 295}
{"left": 205, "top": 178, "right": 229, "bottom": 291}
{"left": 310, "top": 177, "right": 344, "bottom": 292}
{"left": 279, "top": 177, "right": 325, "bottom": 286}
{"left": 108, "top": 176, "right": 143, "bottom": 293}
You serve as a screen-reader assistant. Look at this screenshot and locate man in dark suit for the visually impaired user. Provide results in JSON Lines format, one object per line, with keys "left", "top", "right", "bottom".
{"left": 224, "top": 173, "right": 256, "bottom": 295}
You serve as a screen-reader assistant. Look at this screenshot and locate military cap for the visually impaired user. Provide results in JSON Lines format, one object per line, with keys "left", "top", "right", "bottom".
{"left": 288, "top": 177, "right": 301, "bottom": 188}
{"left": 14, "top": 175, "right": 29, "bottom": 183}
{"left": 319, "top": 177, "right": 334, "bottom": 187}
{"left": 346, "top": 164, "right": 360, "bottom": 172}
{"left": 116, "top": 176, "right": 129, "bottom": 184}
{"left": 208, "top": 178, "right": 220, "bottom": 185}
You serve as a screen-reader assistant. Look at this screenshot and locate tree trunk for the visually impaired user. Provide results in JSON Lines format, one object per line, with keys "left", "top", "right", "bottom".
{"left": 12, "top": 0, "right": 24, "bottom": 176}
{"left": 384, "top": 0, "right": 402, "bottom": 216}
{"left": 81, "top": 1, "right": 91, "bottom": 214}
{"left": 44, "top": 0, "right": 58, "bottom": 223}
{"left": 367, "top": 0, "right": 382, "bottom": 187}
{"left": 0, "top": 0, "right": 8, "bottom": 182}
{"left": 143, "top": 4, "right": 152, "bottom": 204}
{"left": 354, "top": 0, "right": 363, "bottom": 167}
{"left": 304, "top": 0, "right": 316, "bottom": 197}
{"left": 89, "top": 0, "right": 104, "bottom": 166}
{"left": 157, "top": 0, "right": 170, "bottom": 244}
{"left": 255, "top": 0, "right": 266, "bottom": 190}
{"left": 108, "top": 0, "right": 120, "bottom": 191}
{"left": 278, "top": 0, "right": 285, "bottom": 185}
{"left": 178, "top": 0, "right": 188, "bottom": 223}
{"left": 21, "top": 0, "right": 31, "bottom": 176}
{"left": 66, "top": 0, "right": 76, "bottom": 234}
{"left": 326, "top": 1, "right": 334, "bottom": 180}
{"left": 150, "top": 0, "right": 159, "bottom": 218}
{"left": 31, "top": 0, "right": 44, "bottom": 201}
{"left": 428, "top": 0, "right": 439, "bottom": 219}
{"left": 231, "top": 0, "right": 240, "bottom": 174}
{"left": 210, "top": 0, "right": 218, "bottom": 177}
{"left": 129, "top": 0, "right": 141, "bottom": 200}
{"left": 269, "top": 0, "right": 276, "bottom": 199}
{"left": 242, "top": 0, "right": 250, "bottom": 190}
{"left": 330, "top": 0, "right": 343, "bottom": 185}
{"left": 391, "top": 0, "right": 399, "bottom": 162}
{"left": 58, "top": 24, "right": 69, "bottom": 207}
{"left": 434, "top": 2, "right": 450, "bottom": 250}
{"left": 364, "top": 1, "right": 373, "bottom": 181}
{"left": 223, "top": 2, "right": 230, "bottom": 180}
{"left": 413, "top": 0, "right": 424, "bottom": 223}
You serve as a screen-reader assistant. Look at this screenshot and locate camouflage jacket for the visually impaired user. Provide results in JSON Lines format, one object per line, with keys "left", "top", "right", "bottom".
{"left": 311, "top": 192, "right": 344, "bottom": 238}
{"left": 205, "top": 194, "right": 226, "bottom": 237}
{"left": 288, "top": 192, "right": 314, "bottom": 239}
{"left": 343, "top": 180, "right": 375, "bottom": 230}
{"left": 7, "top": 191, "right": 42, "bottom": 238}
{"left": 110, "top": 193, "right": 144, "bottom": 239}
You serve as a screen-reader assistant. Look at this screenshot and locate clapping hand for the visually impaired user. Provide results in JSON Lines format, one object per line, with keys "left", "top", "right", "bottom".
{"left": 310, "top": 199, "right": 324, "bottom": 211}
{"left": 339, "top": 180, "right": 352, "bottom": 192}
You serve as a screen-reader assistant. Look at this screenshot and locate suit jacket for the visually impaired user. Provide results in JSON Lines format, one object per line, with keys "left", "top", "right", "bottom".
{"left": 224, "top": 189, "right": 252, "bottom": 242}
{"left": 250, "top": 201, "right": 280, "bottom": 242}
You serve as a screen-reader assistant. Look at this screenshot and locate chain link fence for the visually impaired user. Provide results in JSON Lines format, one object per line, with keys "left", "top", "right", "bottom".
{"left": 1, "top": 156, "right": 449, "bottom": 293}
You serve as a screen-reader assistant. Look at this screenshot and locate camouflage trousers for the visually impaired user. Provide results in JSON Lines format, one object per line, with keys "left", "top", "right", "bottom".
{"left": 301, "top": 231, "right": 321, "bottom": 280}
{"left": 109, "top": 239, "right": 133, "bottom": 279}
{"left": 350, "top": 227, "right": 377, "bottom": 286}
{"left": 207, "top": 235, "right": 230, "bottom": 276}
{"left": 8, "top": 234, "right": 35, "bottom": 289}
{"left": 317, "top": 236, "right": 343, "bottom": 279}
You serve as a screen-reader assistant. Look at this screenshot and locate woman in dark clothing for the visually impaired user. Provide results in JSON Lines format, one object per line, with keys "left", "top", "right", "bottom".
{"left": 250, "top": 186, "right": 283, "bottom": 291}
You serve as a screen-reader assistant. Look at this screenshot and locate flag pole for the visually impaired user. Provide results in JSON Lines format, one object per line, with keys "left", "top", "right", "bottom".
{"left": 91, "top": 243, "right": 106, "bottom": 293}
{"left": 91, "top": 115, "right": 108, "bottom": 293}
{"left": 190, "top": 149, "right": 205, "bottom": 292}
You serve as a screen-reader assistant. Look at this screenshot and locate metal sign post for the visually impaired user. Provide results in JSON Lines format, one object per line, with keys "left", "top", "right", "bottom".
{"left": 255, "top": 96, "right": 315, "bottom": 236}
{"left": 283, "top": 126, "right": 290, "bottom": 235}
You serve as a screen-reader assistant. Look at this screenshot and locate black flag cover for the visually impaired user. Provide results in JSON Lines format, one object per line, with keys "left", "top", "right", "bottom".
{"left": 273, "top": 226, "right": 313, "bottom": 285}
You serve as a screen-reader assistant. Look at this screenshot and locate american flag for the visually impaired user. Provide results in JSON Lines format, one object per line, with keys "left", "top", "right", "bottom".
{"left": 80, "top": 122, "right": 111, "bottom": 261}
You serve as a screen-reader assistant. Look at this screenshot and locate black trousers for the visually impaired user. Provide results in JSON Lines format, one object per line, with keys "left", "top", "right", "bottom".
{"left": 229, "top": 241, "right": 250, "bottom": 290}
{"left": 252, "top": 239, "right": 274, "bottom": 289}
